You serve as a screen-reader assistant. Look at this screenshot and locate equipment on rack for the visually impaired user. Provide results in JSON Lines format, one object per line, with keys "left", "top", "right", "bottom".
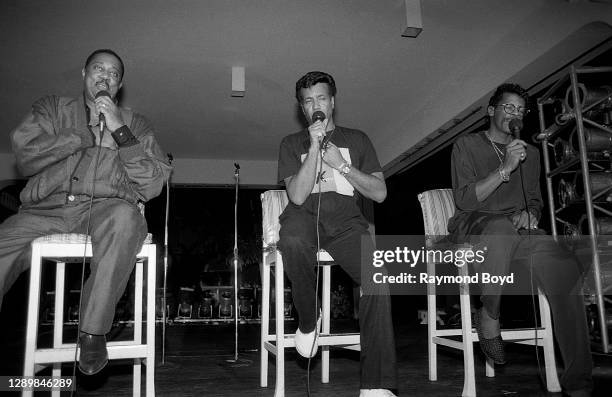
{"left": 538, "top": 64, "right": 612, "bottom": 353}
{"left": 558, "top": 172, "right": 612, "bottom": 207}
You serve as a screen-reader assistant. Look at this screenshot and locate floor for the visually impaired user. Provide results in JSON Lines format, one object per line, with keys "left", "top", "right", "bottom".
{"left": 1, "top": 317, "right": 611, "bottom": 397}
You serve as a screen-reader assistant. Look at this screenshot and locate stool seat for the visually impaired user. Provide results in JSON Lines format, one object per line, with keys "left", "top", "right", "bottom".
{"left": 263, "top": 247, "right": 334, "bottom": 264}
{"left": 23, "top": 235, "right": 157, "bottom": 397}
{"left": 33, "top": 232, "right": 154, "bottom": 244}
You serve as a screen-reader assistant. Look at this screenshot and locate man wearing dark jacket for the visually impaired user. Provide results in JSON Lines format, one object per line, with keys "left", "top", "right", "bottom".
{"left": 0, "top": 49, "right": 172, "bottom": 375}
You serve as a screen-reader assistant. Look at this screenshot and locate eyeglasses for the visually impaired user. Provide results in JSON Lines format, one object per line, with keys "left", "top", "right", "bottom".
{"left": 496, "top": 103, "right": 529, "bottom": 116}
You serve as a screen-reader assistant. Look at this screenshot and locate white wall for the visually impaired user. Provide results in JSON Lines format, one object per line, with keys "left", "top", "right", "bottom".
{"left": 376, "top": 2, "right": 612, "bottom": 166}
{"left": 2, "top": 1, "right": 612, "bottom": 185}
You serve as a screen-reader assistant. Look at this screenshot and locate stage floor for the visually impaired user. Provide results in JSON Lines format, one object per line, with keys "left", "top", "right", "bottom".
{"left": 1, "top": 319, "right": 611, "bottom": 396}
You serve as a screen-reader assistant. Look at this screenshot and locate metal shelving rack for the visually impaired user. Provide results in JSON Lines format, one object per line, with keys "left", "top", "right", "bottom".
{"left": 538, "top": 64, "right": 612, "bottom": 353}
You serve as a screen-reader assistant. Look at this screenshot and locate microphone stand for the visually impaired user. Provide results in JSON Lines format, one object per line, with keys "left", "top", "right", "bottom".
{"left": 224, "top": 163, "right": 253, "bottom": 367}
{"left": 225, "top": 163, "right": 240, "bottom": 363}
{"left": 162, "top": 153, "right": 173, "bottom": 365}
{"left": 233, "top": 163, "right": 240, "bottom": 362}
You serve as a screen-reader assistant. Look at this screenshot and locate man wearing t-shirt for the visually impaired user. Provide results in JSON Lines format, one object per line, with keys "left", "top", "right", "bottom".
{"left": 277, "top": 71, "right": 397, "bottom": 397}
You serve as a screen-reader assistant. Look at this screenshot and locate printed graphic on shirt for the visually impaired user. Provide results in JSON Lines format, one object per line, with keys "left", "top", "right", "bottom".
{"left": 301, "top": 147, "right": 354, "bottom": 196}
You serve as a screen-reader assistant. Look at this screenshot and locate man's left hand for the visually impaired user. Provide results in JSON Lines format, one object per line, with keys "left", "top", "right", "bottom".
{"left": 95, "top": 96, "right": 125, "bottom": 132}
{"left": 511, "top": 210, "right": 538, "bottom": 230}
{"left": 322, "top": 142, "right": 346, "bottom": 170}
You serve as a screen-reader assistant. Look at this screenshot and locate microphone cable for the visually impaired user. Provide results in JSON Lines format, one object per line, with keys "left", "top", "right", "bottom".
{"left": 306, "top": 135, "right": 326, "bottom": 397}
{"left": 70, "top": 126, "right": 105, "bottom": 397}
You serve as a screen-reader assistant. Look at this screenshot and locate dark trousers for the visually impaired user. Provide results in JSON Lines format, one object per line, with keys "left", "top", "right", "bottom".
{"left": 471, "top": 214, "right": 592, "bottom": 393}
{"left": 0, "top": 198, "right": 147, "bottom": 335}
{"left": 278, "top": 194, "right": 397, "bottom": 390}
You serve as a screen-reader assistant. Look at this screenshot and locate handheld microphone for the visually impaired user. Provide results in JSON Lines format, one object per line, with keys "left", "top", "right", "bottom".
{"left": 509, "top": 118, "right": 523, "bottom": 138}
{"left": 311, "top": 110, "right": 325, "bottom": 124}
{"left": 510, "top": 118, "right": 527, "bottom": 164}
{"left": 95, "top": 90, "right": 111, "bottom": 135}
{"left": 311, "top": 111, "right": 328, "bottom": 148}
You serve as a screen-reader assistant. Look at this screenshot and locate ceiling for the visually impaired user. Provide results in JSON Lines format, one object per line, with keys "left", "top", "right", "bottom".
{"left": 1, "top": 1, "right": 612, "bottom": 178}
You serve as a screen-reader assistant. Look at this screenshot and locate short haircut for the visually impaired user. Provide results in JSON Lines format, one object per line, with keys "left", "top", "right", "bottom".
{"left": 488, "top": 83, "right": 529, "bottom": 107}
{"left": 295, "top": 71, "right": 336, "bottom": 102}
{"left": 84, "top": 49, "right": 125, "bottom": 80}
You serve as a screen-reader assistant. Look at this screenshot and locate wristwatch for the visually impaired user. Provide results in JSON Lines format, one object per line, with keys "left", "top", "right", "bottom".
{"left": 338, "top": 162, "right": 351, "bottom": 176}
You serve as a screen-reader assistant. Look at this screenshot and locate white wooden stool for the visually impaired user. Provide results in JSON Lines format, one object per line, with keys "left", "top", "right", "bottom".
{"left": 259, "top": 190, "right": 360, "bottom": 397}
{"left": 23, "top": 233, "right": 156, "bottom": 397}
{"left": 418, "top": 189, "right": 561, "bottom": 397}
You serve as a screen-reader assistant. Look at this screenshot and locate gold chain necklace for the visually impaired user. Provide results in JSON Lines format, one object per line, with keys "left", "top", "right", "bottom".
{"left": 322, "top": 128, "right": 336, "bottom": 148}
{"left": 485, "top": 132, "right": 505, "bottom": 165}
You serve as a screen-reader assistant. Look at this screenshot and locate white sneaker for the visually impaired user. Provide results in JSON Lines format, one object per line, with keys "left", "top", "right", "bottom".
{"left": 359, "top": 389, "right": 397, "bottom": 397}
{"left": 294, "top": 316, "right": 321, "bottom": 358}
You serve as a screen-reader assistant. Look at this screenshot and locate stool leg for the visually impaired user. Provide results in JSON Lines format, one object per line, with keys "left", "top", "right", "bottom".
{"left": 23, "top": 244, "right": 43, "bottom": 397}
{"left": 134, "top": 260, "right": 143, "bottom": 397}
{"left": 54, "top": 262, "right": 66, "bottom": 348}
{"left": 51, "top": 262, "right": 66, "bottom": 397}
{"left": 145, "top": 248, "right": 156, "bottom": 397}
{"left": 458, "top": 264, "right": 476, "bottom": 397}
{"left": 426, "top": 259, "right": 437, "bottom": 382}
{"left": 485, "top": 358, "right": 495, "bottom": 377}
{"left": 133, "top": 358, "right": 141, "bottom": 397}
{"left": 538, "top": 291, "right": 561, "bottom": 392}
{"left": 260, "top": 251, "right": 271, "bottom": 388}
{"left": 274, "top": 252, "right": 285, "bottom": 397}
{"left": 321, "top": 265, "right": 331, "bottom": 383}
{"left": 483, "top": 292, "right": 495, "bottom": 377}
{"left": 50, "top": 365, "right": 62, "bottom": 397}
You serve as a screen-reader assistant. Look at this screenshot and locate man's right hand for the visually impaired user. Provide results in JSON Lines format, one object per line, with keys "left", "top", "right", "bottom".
{"left": 308, "top": 120, "right": 327, "bottom": 147}
{"left": 502, "top": 139, "right": 527, "bottom": 173}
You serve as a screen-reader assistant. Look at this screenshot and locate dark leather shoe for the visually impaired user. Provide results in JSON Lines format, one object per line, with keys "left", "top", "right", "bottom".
{"left": 78, "top": 333, "right": 108, "bottom": 375}
{"left": 474, "top": 309, "right": 506, "bottom": 365}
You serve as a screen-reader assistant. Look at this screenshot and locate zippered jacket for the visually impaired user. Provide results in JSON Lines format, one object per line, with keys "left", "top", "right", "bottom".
{"left": 11, "top": 94, "right": 172, "bottom": 207}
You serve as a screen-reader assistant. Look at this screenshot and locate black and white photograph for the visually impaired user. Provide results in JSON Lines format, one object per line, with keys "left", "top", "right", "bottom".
{"left": 1, "top": 1, "right": 612, "bottom": 396}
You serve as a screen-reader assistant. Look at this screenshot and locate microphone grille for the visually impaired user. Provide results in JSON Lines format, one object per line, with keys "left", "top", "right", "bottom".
{"left": 509, "top": 119, "right": 523, "bottom": 134}
{"left": 312, "top": 111, "right": 326, "bottom": 123}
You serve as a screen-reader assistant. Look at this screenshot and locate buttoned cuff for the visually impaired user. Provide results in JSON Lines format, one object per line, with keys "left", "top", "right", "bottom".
{"left": 111, "top": 125, "right": 139, "bottom": 147}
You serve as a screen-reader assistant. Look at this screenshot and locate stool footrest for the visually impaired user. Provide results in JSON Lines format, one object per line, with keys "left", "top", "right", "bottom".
{"left": 432, "top": 337, "right": 464, "bottom": 350}
{"left": 264, "top": 332, "right": 360, "bottom": 348}
{"left": 433, "top": 326, "right": 546, "bottom": 339}
{"left": 33, "top": 344, "right": 150, "bottom": 364}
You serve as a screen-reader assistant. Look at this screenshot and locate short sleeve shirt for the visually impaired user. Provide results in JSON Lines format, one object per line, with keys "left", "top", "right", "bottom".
{"left": 277, "top": 125, "right": 382, "bottom": 198}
